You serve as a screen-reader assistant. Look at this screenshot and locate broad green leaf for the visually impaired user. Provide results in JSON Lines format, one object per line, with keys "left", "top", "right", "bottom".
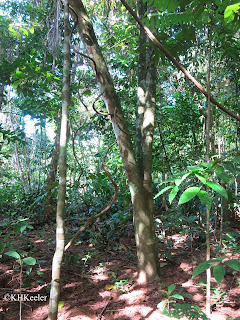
{"left": 22, "top": 257, "right": 36, "bottom": 265}
{"left": 195, "top": 174, "right": 206, "bottom": 184}
{"left": 198, "top": 190, "right": 212, "bottom": 210}
{"left": 192, "top": 261, "right": 210, "bottom": 278}
{"left": 178, "top": 187, "right": 200, "bottom": 205}
{"left": 5, "top": 250, "right": 21, "bottom": 260}
{"left": 187, "top": 165, "right": 203, "bottom": 171}
{"left": 22, "top": 28, "right": 28, "bottom": 36}
{"left": 12, "top": 80, "right": 22, "bottom": 88}
{"left": 171, "top": 293, "right": 184, "bottom": 300}
{"left": 0, "top": 241, "right": 5, "bottom": 253}
{"left": 233, "top": 156, "right": 240, "bottom": 163}
{"left": 201, "top": 162, "right": 212, "bottom": 168}
{"left": 20, "top": 225, "right": 27, "bottom": 233}
{"left": 169, "top": 186, "right": 179, "bottom": 204}
{"left": 29, "top": 26, "right": 34, "bottom": 34}
{"left": 58, "top": 301, "right": 65, "bottom": 308}
{"left": 216, "top": 169, "right": 230, "bottom": 183}
{"left": 83, "top": 89, "right": 91, "bottom": 96}
{"left": 206, "top": 182, "right": 228, "bottom": 199}
{"left": 213, "top": 265, "right": 225, "bottom": 285}
{"left": 157, "top": 299, "right": 168, "bottom": 310}
{"left": 175, "top": 178, "right": 182, "bottom": 186}
{"left": 168, "top": 284, "right": 176, "bottom": 295}
{"left": 16, "top": 70, "right": 24, "bottom": 77}
{"left": 180, "top": 173, "right": 190, "bottom": 183}
{"left": 225, "top": 259, "right": 240, "bottom": 271}
{"left": 207, "top": 256, "right": 227, "bottom": 263}
{"left": 224, "top": 161, "right": 236, "bottom": 174}
{"left": 159, "top": 290, "right": 168, "bottom": 297}
{"left": 4, "top": 231, "right": 11, "bottom": 240}
{"left": 159, "top": 177, "right": 176, "bottom": 186}
{"left": 154, "top": 185, "right": 173, "bottom": 199}
{"left": 224, "top": 3, "right": 240, "bottom": 23}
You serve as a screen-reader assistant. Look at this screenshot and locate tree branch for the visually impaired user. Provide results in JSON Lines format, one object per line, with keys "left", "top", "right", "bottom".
{"left": 120, "top": 0, "right": 240, "bottom": 123}
{"left": 64, "top": 141, "right": 118, "bottom": 251}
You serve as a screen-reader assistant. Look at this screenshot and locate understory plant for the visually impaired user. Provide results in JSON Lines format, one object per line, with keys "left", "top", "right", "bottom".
{"left": 4, "top": 250, "right": 36, "bottom": 320}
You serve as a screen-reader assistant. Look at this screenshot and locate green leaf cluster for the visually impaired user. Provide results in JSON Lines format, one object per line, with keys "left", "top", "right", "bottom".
{"left": 192, "top": 258, "right": 240, "bottom": 285}
{"left": 154, "top": 159, "right": 238, "bottom": 210}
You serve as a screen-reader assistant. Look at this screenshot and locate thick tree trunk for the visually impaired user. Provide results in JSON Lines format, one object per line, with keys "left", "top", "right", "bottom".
{"left": 48, "top": 1, "right": 70, "bottom": 319}
{"left": 70, "top": 0, "right": 160, "bottom": 283}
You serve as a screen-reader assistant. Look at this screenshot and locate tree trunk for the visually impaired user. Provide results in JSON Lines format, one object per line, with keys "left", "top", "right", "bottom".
{"left": 136, "top": 0, "right": 147, "bottom": 179}
{"left": 69, "top": 0, "right": 160, "bottom": 283}
{"left": 48, "top": 1, "right": 70, "bottom": 318}
{"left": 44, "top": 126, "right": 60, "bottom": 219}
{"left": 205, "top": 24, "right": 212, "bottom": 317}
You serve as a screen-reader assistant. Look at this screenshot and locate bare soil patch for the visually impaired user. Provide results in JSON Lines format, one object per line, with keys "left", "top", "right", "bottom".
{"left": 0, "top": 225, "right": 239, "bottom": 320}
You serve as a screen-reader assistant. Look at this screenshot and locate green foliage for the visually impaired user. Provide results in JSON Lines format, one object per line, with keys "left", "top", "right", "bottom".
{"left": 192, "top": 257, "right": 240, "bottom": 284}
{"left": 0, "top": 124, "right": 26, "bottom": 146}
{"left": 158, "top": 284, "right": 184, "bottom": 310}
{"left": 154, "top": 159, "right": 239, "bottom": 211}
{"left": 224, "top": 3, "right": 240, "bottom": 23}
{"left": 178, "top": 187, "right": 201, "bottom": 205}
{"left": 107, "top": 271, "right": 132, "bottom": 292}
{"left": 4, "top": 250, "right": 36, "bottom": 268}
{"left": 225, "top": 259, "right": 240, "bottom": 271}
{"left": 162, "top": 303, "right": 210, "bottom": 320}
{"left": 213, "top": 265, "right": 226, "bottom": 285}
{"left": 222, "top": 232, "right": 240, "bottom": 253}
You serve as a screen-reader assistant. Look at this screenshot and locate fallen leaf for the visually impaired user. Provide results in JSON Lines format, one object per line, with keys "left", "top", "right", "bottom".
{"left": 105, "top": 284, "right": 114, "bottom": 290}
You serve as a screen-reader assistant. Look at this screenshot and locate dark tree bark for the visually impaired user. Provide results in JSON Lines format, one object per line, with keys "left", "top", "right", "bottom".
{"left": 136, "top": 0, "right": 147, "bottom": 178}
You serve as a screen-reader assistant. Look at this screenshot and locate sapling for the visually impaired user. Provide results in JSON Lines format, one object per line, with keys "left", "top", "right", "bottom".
{"left": 4, "top": 250, "right": 36, "bottom": 320}
{"left": 157, "top": 284, "right": 184, "bottom": 310}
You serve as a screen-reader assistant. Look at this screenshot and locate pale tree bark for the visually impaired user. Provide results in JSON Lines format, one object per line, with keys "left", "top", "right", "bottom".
{"left": 48, "top": 1, "right": 70, "bottom": 319}
{"left": 206, "top": 24, "right": 212, "bottom": 317}
{"left": 69, "top": 0, "right": 160, "bottom": 283}
{"left": 139, "top": 2, "right": 160, "bottom": 281}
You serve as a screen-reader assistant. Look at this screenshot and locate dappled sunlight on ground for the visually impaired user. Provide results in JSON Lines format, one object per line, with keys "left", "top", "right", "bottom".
{"left": 1, "top": 226, "right": 239, "bottom": 319}
{"left": 117, "top": 288, "right": 149, "bottom": 304}
{"left": 34, "top": 239, "right": 46, "bottom": 243}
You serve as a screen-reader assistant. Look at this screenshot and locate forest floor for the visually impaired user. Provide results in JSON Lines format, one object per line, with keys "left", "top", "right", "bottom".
{"left": 0, "top": 223, "right": 240, "bottom": 320}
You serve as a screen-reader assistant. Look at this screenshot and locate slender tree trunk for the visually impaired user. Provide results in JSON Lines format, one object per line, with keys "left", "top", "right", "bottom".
{"left": 9, "top": 111, "right": 29, "bottom": 193}
{"left": 14, "top": 143, "right": 29, "bottom": 193}
{"left": 44, "top": 126, "right": 60, "bottom": 219}
{"left": 38, "top": 124, "right": 43, "bottom": 191}
{"left": 205, "top": 24, "right": 212, "bottom": 317}
{"left": 70, "top": 0, "right": 160, "bottom": 283}
{"left": 136, "top": 0, "right": 147, "bottom": 179}
{"left": 48, "top": 1, "right": 70, "bottom": 318}
{"left": 140, "top": 3, "right": 160, "bottom": 281}
{"left": 0, "top": 84, "right": 4, "bottom": 109}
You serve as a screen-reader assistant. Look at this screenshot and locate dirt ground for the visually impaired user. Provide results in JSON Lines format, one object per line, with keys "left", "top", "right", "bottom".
{"left": 0, "top": 224, "right": 240, "bottom": 320}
